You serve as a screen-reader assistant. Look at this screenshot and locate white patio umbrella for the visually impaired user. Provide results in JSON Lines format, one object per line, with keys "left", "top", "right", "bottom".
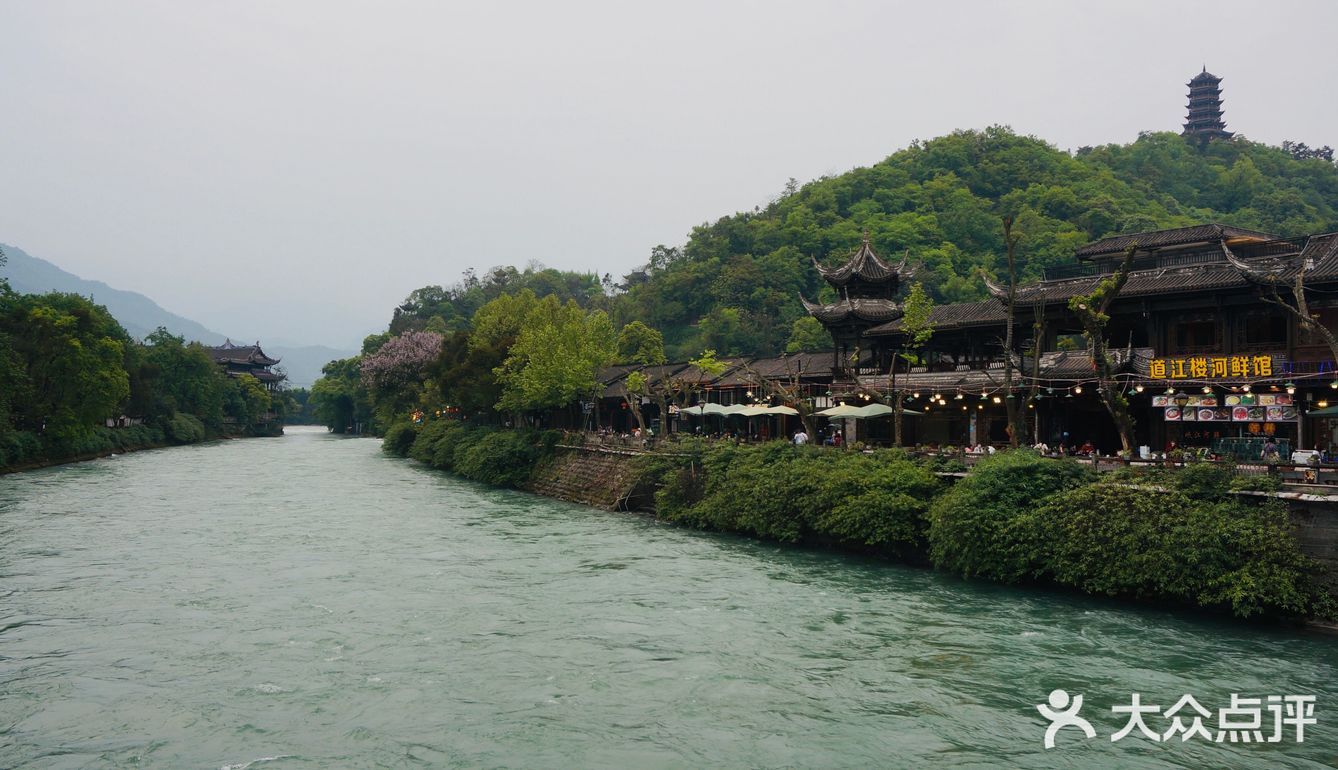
{"left": 815, "top": 403, "right": 866, "bottom": 418}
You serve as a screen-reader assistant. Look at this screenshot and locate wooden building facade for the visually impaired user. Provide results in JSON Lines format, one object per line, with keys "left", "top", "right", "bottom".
{"left": 807, "top": 224, "right": 1338, "bottom": 456}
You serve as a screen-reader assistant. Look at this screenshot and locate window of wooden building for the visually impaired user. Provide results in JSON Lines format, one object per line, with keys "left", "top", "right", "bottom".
{"left": 1239, "top": 311, "right": 1288, "bottom": 350}
{"left": 1172, "top": 317, "right": 1217, "bottom": 353}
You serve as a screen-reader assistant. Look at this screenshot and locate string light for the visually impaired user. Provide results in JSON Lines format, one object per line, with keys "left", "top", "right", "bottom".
{"left": 1073, "top": 385, "right": 1083, "bottom": 395}
{"left": 992, "top": 395, "right": 1002, "bottom": 404}
{"left": 1242, "top": 384, "right": 1252, "bottom": 393}
{"left": 1286, "top": 382, "right": 1297, "bottom": 395}
{"left": 1202, "top": 385, "right": 1212, "bottom": 394}
{"left": 1134, "top": 384, "right": 1145, "bottom": 393}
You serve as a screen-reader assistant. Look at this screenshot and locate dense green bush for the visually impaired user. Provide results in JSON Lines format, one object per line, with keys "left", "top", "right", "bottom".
{"left": 164, "top": 413, "right": 207, "bottom": 445}
{"left": 454, "top": 429, "right": 547, "bottom": 488}
{"left": 0, "top": 424, "right": 171, "bottom": 471}
{"left": 0, "top": 430, "right": 43, "bottom": 468}
{"left": 1024, "top": 482, "right": 1333, "bottom": 619}
{"left": 927, "top": 450, "right": 1094, "bottom": 580}
{"left": 430, "top": 423, "right": 478, "bottom": 472}
{"left": 394, "top": 420, "right": 552, "bottom": 488}
{"left": 655, "top": 443, "right": 941, "bottom": 554}
{"left": 1173, "top": 462, "right": 1235, "bottom": 501}
{"left": 382, "top": 421, "right": 420, "bottom": 457}
{"left": 400, "top": 420, "right": 441, "bottom": 461}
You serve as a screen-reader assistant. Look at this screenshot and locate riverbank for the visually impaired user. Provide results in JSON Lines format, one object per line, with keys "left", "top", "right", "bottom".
{"left": 385, "top": 420, "right": 1338, "bottom": 623}
{"left": 0, "top": 418, "right": 280, "bottom": 475}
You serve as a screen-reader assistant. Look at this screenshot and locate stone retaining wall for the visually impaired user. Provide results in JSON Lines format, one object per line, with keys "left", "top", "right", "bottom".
{"left": 1274, "top": 495, "right": 1338, "bottom": 593}
{"left": 526, "top": 445, "right": 648, "bottom": 510}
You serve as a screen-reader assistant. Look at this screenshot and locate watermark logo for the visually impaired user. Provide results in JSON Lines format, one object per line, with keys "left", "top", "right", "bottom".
{"left": 1037, "top": 690, "right": 1316, "bottom": 748}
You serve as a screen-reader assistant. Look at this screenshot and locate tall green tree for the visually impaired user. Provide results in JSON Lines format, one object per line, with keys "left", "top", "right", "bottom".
{"left": 1, "top": 292, "right": 130, "bottom": 444}
{"left": 495, "top": 297, "right": 618, "bottom": 420}
{"left": 890, "top": 282, "right": 934, "bottom": 446}
{"left": 617, "top": 321, "right": 667, "bottom": 432}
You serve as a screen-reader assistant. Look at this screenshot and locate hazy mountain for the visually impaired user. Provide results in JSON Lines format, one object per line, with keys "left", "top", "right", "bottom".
{"left": 1, "top": 243, "right": 354, "bottom": 387}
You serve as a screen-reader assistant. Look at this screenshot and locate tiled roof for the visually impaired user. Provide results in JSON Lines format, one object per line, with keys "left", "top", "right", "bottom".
{"left": 208, "top": 340, "right": 280, "bottom": 366}
{"left": 600, "top": 363, "right": 689, "bottom": 399}
{"left": 814, "top": 238, "right": 907, "bottom": 286}
{"left": 869, "top": 233, "right": 1338, "bottom": 335}
{"left": 596, "top": 364, "right": 641, "bottom": 384}
{"left": 869, "top": 300, "right": 1005, "bottom": 335}
{"left": 714, "top": 351, "right": 833, "bottom": 387}
{"left": 1189, "top": 68, "right": 1221, "bottom": 85}
{"left": 1074, "top": 224, "right": 1277, "bottom": 259}
{"left": 801, "top": 296, "right": 903, "bottom": 324}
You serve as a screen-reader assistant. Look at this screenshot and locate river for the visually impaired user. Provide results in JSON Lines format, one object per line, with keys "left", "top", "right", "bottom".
{"left": 1, "top": 426, "right": 1335, "bottom": 768}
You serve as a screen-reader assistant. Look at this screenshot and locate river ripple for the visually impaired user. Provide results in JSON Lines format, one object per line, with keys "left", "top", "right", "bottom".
{"left": 1, "top": 426, "right": 1336, "bottom": 768}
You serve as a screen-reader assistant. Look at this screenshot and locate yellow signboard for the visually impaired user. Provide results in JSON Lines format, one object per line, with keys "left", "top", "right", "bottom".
{"left": 1149, "top": 355, "right": 1273, "bottom": 379}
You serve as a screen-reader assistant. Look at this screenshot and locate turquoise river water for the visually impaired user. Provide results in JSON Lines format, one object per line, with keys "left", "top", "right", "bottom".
{"left": 1, "top": 426, "right": 1336, "bottom": 768}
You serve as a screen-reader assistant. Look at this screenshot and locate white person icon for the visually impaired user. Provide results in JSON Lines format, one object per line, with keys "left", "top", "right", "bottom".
{"left": 1037, "top": 689, "right": 1097, "bottom": 748}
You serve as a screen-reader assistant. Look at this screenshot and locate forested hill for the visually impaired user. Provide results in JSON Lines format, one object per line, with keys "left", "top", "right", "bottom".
{"left": 389, "top": 128, "right": 1338, "bottom": 360}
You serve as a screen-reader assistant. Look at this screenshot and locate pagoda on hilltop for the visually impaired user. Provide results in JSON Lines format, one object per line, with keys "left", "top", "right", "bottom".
{"left": 1182, "top": 67, "right": 1233, "bottom": 143}
{"left": 801, "top": 233, "right": 913, "bottom": 378}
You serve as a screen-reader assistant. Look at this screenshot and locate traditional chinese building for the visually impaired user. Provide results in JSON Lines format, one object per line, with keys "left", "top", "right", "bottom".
{"left": 1182, "top": 67, "right": 1233, "bottom": 143}
{"left": 801, "top": 233, "right": 914, "bottom": 377}
{"left": 807, "top": 224, "right": 1338, "bottom": 455}
{"left": 207, "top": 340, "right": 286, "bottom": 391}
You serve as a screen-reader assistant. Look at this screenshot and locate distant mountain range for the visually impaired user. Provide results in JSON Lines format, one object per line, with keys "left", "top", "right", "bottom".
{"left": 1, "top": 243, "right": 354, "bottom": 387}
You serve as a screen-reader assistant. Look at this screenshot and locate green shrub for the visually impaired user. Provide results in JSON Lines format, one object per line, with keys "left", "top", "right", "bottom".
{"left": 165, "top": 413, "right": 207, "bottom": 444}
{"left": 0, "top": 430, "right": 43, "bottom": 468}
{"left": 1027, "top": 482, "right": 1333, "bottom": 618}
{"left": 454, "top": 429, "right": 544, "bottom": 488}
{"left": 406, "top": 417, "right": 449, "bottom": 460}
{"left": 1173, "top": 462, "right": 1235, "bottom": 501}
{"left": 927, "top": 450, "right": 1094, "bottom": 580}
{"left": 381, "top": 421, "right": 419, "bottom": 457}
{"left": 430, "top": 423, "right": 478, "bottom": 471}
{"left": 655, "top": 442, "right": 940, "bottom": 554}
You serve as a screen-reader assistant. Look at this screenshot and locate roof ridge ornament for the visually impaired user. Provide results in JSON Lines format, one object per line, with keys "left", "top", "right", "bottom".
{"left": 978, "top": 268, "right": 1010, "bottom": 301}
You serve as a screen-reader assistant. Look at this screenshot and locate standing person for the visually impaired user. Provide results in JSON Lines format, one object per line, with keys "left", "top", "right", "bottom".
{"left": 793, "top": 428, "right": 809, "bottom": 446}
{"left": 832, "top": 430, "right": 843, "bottom": 448}
{"left": 1262, "top": 436, "right": 1280, "bottom": 463}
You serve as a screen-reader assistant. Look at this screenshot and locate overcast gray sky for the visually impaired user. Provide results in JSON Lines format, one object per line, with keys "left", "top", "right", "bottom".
{"left": 3, "top": 1, "right": 1336, "bottom": 349}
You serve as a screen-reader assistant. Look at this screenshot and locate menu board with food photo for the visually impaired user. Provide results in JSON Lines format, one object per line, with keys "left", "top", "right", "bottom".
{"left": 1232, "top": 406, "right": 1267, "bottom": 422}
{"left": 1265, "top": 406, "right": 1299, "bottom": 422}
{"left": 1164, "top": 407, "right": 1181, "bottom": 421}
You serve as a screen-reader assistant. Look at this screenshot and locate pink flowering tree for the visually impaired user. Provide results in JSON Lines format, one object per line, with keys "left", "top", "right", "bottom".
{"left": 360, "top": 330, "right": 443, "bottom": 423}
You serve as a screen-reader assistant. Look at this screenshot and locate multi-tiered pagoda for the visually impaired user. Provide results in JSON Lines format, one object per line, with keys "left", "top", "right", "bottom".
{"left": 1182, "top": 67, "right": 1233, "bottom": 143}
{"left": 801, "top": 233, "right": 913, "bottom": 378}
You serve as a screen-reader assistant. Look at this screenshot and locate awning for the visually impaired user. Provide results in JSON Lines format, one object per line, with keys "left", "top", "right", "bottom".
{"left": 1307, "top": 405, "right": 1338, "bottom": 416}
{"left": 816, "top": 404, "right": 866, "bottom": 417}
{"left": 816, "top": 403, "right": 923, "bottom": 418}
